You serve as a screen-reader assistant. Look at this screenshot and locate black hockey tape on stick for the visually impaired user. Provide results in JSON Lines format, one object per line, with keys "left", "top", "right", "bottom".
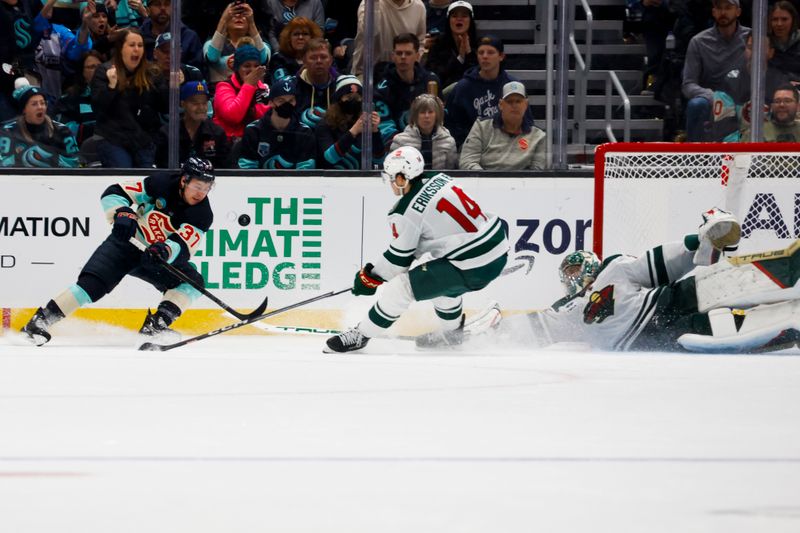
{"left": 129, "top": 237, "right": 268, "bottom": 320}
{"left": 138, "top": 288, "right": 351, "bottom": 351}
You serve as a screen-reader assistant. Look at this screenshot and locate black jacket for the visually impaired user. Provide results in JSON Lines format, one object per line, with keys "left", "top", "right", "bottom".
{"left": 91, "top": 62, "right": 168, "bottom": 150}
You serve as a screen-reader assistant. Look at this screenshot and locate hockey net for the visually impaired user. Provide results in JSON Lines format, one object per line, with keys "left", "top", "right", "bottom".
{"left": 594, "top": 142, "right": 800, "bottom": 258}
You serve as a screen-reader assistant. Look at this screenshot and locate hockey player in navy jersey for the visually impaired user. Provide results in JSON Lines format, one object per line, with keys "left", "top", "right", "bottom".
{"left": 325, "top": 145, "right": 509, "bottom": 353}
{"left": 21, "top": 157, "right": 216, "bottom": 346}
{"left": 517, "top": 208, "right": 800, "bottom": 353}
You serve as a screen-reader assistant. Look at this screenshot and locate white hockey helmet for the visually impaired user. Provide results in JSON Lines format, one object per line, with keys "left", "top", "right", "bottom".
{"left": 559, "top": 250, "right": 601, "bottom": 296}
{"left": 382, "top": 146, "right": 425, "bottom": 184}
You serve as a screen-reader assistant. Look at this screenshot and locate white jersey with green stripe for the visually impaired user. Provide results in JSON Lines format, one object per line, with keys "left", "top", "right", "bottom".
{"left": 534, "top": 240, "right": 697, "bottom": 350}
{"left": 371, "top": 172, "right": 509, "bottom": 281}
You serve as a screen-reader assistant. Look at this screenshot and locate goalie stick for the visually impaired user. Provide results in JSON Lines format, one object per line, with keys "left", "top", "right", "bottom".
{"left": 129, "top": 237, "right": 269, "bottom": 320}
{"left": 138, "top": 288, "right": 351, "bottom": 351}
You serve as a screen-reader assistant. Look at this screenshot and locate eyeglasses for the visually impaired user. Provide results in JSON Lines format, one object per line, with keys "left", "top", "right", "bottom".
{"left": 773, "top": 98, "right": 797, "bottom": 105}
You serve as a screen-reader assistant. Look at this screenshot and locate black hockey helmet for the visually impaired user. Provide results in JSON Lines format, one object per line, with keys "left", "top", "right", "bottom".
{"left": 181, "top": 157, "right": 215, "bottom": 183}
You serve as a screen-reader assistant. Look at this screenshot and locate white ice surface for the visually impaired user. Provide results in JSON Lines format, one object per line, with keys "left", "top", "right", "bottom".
{"left": 1, "top": 332, "right": 799, "bottom": 532}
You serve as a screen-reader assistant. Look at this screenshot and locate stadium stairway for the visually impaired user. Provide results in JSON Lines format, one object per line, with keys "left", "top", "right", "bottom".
{"left": 470, "top": 0, "right": 667, "bottom": 165}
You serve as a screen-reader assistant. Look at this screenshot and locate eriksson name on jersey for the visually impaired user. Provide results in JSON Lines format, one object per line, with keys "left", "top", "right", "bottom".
{"left": 411, "top": 174, "right": 452, "bottom": 213}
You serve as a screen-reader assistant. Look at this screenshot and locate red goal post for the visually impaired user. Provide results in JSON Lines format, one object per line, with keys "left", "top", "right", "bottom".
{"left": 594, "top": 142, "right": 800, "bottom": 259}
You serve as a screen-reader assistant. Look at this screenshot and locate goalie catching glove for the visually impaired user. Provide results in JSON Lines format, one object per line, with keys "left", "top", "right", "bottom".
{"left": 353, "top": 263, "right": 384, "bottom": 296}
{"left": 112, "top": 206, "right": 139, "bottom": 241}
{"left": 693, "top": 207, "right": 741, "bottom": 266}
{"left": 141, "top": 241, "right": 171, "bottom": 270}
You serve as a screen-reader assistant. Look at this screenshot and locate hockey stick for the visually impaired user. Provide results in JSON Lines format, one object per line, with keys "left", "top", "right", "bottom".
{"left": 129, "top": 237, "right": 269, "bottom": 320}
{"left": 138, "top": 287, "right": 351, "bottom": 352}
{"left": 240, "top": 300, "right": 503, "bottom": 341}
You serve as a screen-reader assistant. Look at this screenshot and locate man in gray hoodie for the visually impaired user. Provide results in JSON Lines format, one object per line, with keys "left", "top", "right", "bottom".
{"left": 682, "top": 0, "right": 749, "bottom": 141}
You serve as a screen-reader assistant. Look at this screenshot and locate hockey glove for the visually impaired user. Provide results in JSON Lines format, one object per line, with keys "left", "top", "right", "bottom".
{"left": 353, "top": 263, "right": 384, "bottom": 296}
{"left": 141, "top": 241, "right": 171, "bottom": 271}
{"left": 112, "top": 206, "right": 139, "bottom": 241}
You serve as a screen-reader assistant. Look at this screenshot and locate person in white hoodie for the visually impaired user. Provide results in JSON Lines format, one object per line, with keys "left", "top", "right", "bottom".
{"left": 352, "top": 0, "right": 426, "bottom": 79}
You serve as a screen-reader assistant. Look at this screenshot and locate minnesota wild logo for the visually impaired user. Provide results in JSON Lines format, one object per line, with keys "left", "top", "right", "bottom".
{"left": 583, "top": 285, "right": 615, "bottom": 324}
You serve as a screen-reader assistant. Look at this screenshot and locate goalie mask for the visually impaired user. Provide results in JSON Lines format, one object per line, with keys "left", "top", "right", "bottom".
{"left": 382, "top": 146, "right": 425, "bottom": 194}
{"left": 559, "top": 250, "right": 601, "bottom": 296}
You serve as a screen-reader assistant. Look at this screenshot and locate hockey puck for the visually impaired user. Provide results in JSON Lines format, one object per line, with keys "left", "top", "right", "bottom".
{"left": 238, "top": 214, "right": 251, "bottom": 226}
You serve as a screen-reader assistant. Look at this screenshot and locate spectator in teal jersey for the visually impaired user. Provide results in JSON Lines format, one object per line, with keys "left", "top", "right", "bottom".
{"left": 1, "top": 80, "right": 79, "bottom": 167}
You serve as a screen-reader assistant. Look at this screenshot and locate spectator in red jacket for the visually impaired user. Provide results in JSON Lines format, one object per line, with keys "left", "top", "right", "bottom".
{"left": 212, "top": 38, "right": 271, "bottom": 142}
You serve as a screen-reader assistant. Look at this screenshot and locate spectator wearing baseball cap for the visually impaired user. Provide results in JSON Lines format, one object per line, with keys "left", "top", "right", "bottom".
{"left": 151, "top": 32, "right": 203, "bottom": 85}
{"left": 155, "top": 80, "right": 231, "bottom": 169}
{"left": 459, "top": 81, "right": 546, "bottom": 170}
{"left": 314, "top": 74, "right": 386, "bottom": 169}
{"left": 444, "top": 34, "right": 519, "bottom": 148}
{"left": 238, "top": 76, "right": 317, "bottom": 169}
{"left": 425, "top": 0, "right": 478, "bottom": 90}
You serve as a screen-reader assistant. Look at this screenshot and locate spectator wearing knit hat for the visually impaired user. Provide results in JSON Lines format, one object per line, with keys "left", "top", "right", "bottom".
{"left": 238, "top": 76, "right": 316, "bottom": 169}
{"left": 314, "top": 74, "right": 386, "bottom": 169}
{"left": 1, "top": 80, "right": 80, "bottom": 168}
{"left": 212, "top": 38, "right": 271, "bottom": 141}
{"left": 444, "top": 34, "right": 518, "bottom": 148}
{"left": 155, "top": 80, "right": 230, "bottom": 169}
{"left": 459, "top": 81, "right": 545, "bottom": 170}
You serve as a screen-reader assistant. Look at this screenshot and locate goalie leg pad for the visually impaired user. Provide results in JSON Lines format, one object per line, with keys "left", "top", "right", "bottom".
{"left": 678, "top": 300, "right": 800, "bottom": 353}
{"left": 695, "top": 260, "right": 800, "bottom": 312}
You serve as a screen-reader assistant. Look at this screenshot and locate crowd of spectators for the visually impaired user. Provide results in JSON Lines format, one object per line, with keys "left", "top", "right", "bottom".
{"left": 633, "top": 0, "right": 800, "bottom": 141}
{"left": 0, "top": 0, "right": 549, "bottom": 171}
{"left": 5, "top": 0, "right": 799, "bottom": 172}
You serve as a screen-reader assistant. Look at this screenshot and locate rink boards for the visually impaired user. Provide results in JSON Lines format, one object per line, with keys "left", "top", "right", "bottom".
{"left": 1, "top": 172, "right": 795, "bottom": 334}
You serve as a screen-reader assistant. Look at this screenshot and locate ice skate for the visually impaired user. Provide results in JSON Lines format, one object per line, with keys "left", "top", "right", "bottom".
{"left": 415, "top": 315, "right": 465, "bottom": 349}
{"left": 138, "top": 309, "right": 181, "bottom": 344}
{"left": 324, "top": 327, "right": 370, "bottom": 353}
{"left": 21, "top": 307, "right": 56, "bottom": 346}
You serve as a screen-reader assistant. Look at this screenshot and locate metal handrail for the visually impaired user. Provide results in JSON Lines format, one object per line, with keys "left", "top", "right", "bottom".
{"left": 567, "top": 0, "right": 593, "bottom": 148}
{"left": 604, "top": 70, "right": 631, "bottom": 142}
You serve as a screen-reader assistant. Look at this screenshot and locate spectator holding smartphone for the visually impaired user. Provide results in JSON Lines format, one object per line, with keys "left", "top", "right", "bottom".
{"left": 204, "top": 0, "right": 270, "bottom": 89}
{"left": 212, "top": 38, "right": 270, "bottom": 142}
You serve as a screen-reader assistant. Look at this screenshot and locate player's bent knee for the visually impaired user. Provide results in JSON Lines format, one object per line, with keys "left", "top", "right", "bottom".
{"left": 77, "top": 273, "right": 111, "bottom": 302}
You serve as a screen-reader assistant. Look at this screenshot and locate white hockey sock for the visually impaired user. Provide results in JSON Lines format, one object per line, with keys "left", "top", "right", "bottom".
{"left": 358, "top": 274, "right": 415, "bottom": 338}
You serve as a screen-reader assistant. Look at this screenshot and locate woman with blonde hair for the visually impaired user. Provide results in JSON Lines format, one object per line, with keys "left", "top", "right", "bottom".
{"left": 268, "top": 16, "right": 322, "bottom": 83}
{"left": 91, "top": 28, "right": 167, "bottom": 168}
{"left": 204, "top": 1, "right": 271, "bottom": 89}
{"left": 390, "top": 93, "right": 457, "bottom": 169}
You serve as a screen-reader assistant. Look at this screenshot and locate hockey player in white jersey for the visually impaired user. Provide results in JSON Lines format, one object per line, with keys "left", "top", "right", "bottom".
{"left": 520, "top": 208, "right": 800, "bottom": 353}
{"left": 325, "top": 146, "right": 510, "bottom": 353}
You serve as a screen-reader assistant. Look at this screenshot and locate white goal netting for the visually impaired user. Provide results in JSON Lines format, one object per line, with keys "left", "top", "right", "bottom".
{"left": 594, "top": 142, "right": 800, "bottom": 258}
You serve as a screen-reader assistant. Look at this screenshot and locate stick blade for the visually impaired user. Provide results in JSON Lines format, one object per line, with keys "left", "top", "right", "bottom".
{"left": 138, "top": 341, "right": 167, "bottom": 352}
{"left": 246, "top": 295, "right": 269, "bottom": 319}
